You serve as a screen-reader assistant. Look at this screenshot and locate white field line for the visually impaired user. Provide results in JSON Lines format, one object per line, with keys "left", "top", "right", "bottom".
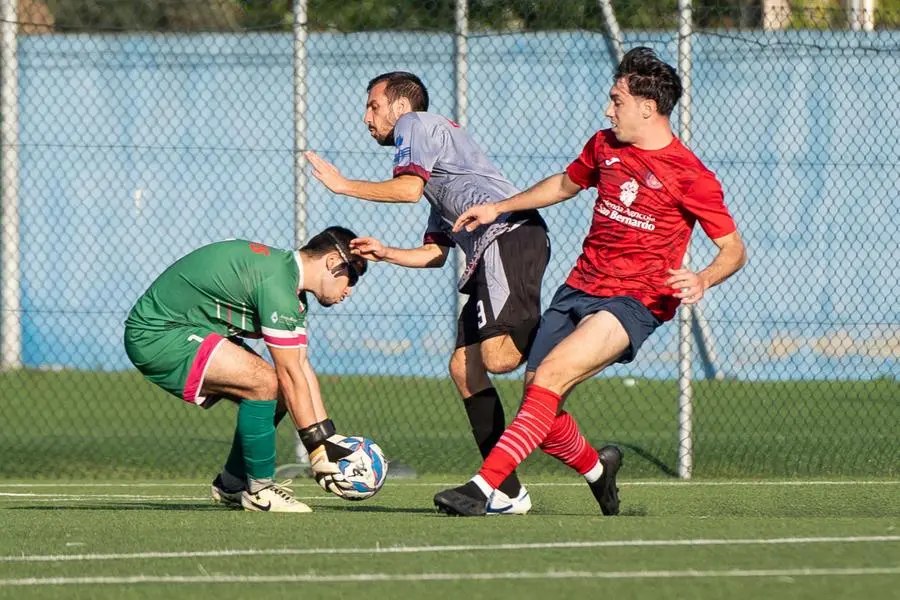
{"left": 0, "top": 480, "right": 898, "bottom": 489}
{"left": 2, "top": 566, "right": 899, "bottom": 587}
{"left": 0, "top": 497, "right": 334, "bottom": 504}
{"left": 0, "top": 492, "right": 337, "bottom": 502}
{"left": 3, "top": 536, "right": 898, "bottom": 564}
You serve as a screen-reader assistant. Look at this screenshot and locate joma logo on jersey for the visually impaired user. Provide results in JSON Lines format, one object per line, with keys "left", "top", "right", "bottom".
{"left": 619, "top": 178, "right": 639, "bottom": 207}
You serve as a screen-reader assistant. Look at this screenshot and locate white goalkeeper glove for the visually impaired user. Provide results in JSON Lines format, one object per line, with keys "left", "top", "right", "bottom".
{"left": 298, "top": 420, "right": 356, "bottom": 498}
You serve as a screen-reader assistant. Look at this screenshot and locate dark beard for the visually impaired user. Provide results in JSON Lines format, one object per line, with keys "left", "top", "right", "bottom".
{"left": 375, "top": 130, "right": 395, "bottom": 146}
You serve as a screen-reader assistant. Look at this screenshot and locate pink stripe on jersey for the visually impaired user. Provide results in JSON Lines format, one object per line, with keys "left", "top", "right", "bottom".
{"left": 263, "top": 333, "right": 306, "bottom": 348}
{"left": 261, "top": 326, "right": 307, "bottom": 348}
{"left": 393, "top": 164, "right": 431, "bottom": 182}
{"left": 183, "top": 333, "right": 226, "bottom": 405}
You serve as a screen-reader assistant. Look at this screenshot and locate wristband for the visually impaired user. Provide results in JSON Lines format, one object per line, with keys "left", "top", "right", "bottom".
{"left": 298, "top": 418, "right": 336, "bottom": 452}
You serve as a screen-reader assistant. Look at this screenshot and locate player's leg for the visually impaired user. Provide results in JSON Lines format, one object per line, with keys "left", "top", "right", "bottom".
{"left": 435, "top": 311, "right": 624, "bottom": 516}
{"left": 125, "top": 326, "right": 308, "bottom": 512}
{"left": 200, "top": 339, "right": 311, "bottom": 513}
{"left": 435, "top": 292, "right": 652, "bottom": 515}
{"left": 448, "top": 222, "right": 550, "bottom": 511}
{"left": 523, "top": 355, "right": 609, "bottom": 507}
{"left": 477, "top": 219, "right": 550, "bottom": 375}
{"left": 449, "top": 330, "right": 525, "bottom": 502}
{"left": 433, "top": 283, "right": 576, "bottom": 515}
{"left": 536, "top": 297, "right": 659, "bottom": 514}
{"left": 126, "top": 325, "right": 242, "bottom": 507}
{"left": 201, "top": 340, "right": 276, "bottom": 505}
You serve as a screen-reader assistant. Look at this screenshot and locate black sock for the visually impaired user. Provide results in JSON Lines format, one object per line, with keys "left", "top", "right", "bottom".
{"left": 463, "top": 388, "right": 522, "bottom": 498}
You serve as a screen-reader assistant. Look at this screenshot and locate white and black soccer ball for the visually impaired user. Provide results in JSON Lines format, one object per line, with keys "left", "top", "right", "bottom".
{"left": 335, "top": 436, "right": 387, "bottom": 501}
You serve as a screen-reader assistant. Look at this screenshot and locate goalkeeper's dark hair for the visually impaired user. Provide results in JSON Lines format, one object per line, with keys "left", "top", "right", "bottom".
{"left": 367, "top": 71, "right": 429, "bottom": 112}
{"left": 302, "top": 226, "right": 368, "bottom": 279}
{"left": 614, "top": 47, "right": 682, "bottom": 116}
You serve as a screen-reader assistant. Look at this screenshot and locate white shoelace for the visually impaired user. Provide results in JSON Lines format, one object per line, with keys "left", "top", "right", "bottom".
{"left": 269, "top": 480, "right": 297, "bottom": 503}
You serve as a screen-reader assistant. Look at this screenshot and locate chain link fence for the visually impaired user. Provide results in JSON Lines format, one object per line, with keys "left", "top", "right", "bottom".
{"left": 1, "top": 0, "right": 897, "bottom": 480}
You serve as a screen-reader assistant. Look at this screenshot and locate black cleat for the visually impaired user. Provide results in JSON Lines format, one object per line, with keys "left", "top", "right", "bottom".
{"left": 433, "top": 482, "right": 489, "bottom": 517}
{"left": 589, "top": 445, "right": 623, "bottom": 516}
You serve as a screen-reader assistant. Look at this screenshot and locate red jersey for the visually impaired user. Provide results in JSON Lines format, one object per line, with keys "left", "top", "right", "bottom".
{"left": 564, "top": 129, "right": 736, "bottom": 322}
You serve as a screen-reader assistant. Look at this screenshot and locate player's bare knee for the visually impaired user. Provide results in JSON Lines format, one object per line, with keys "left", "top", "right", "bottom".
{"left": 480, "top": 338, "right": 523, "bottom": 374}
{"left": 531, "top": 360, "right": 573, "bottom": 395}
{"left": 448, "top": 349, "right": 468, "bottom": 387}
{"left": 246, "top": 368, "right": 279, "bottom": 400}
{"left": 482, "top": 350, "right": 522, "bottom": 374}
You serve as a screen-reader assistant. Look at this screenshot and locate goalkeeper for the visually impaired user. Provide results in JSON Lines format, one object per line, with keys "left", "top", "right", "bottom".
{"left": 124, "top": 227, "right": 368, "bottom": 513}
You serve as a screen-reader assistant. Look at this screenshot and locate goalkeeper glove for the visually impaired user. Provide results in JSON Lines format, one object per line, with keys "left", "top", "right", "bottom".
{"left": 298, "top": 419, "right": 356, "bottom": 497}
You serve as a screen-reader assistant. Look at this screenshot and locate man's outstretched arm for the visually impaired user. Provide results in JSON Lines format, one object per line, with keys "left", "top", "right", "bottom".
{"left": 306, "top": 151, "right": 424, "bottom": 203}
{"left": 454, "top": 172, "right": 582, "bottom": 232}
{"left": 351, "top": 237, "right": 450, "bottom": 268}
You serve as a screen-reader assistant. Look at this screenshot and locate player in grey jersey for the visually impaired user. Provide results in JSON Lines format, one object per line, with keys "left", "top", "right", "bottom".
{"left": 306, "top": 71, "right": 550, "bottom": 514}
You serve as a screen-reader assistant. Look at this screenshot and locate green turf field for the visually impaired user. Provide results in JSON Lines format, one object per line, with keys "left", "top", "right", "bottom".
{"left": 1, "top": 370, "right": 897, "bottom": 479}
{"left": 1, "top": 479, "right": 898, "bottom": 599}
{"left": 2, "top": 371, "right": 898, "bottom": 598}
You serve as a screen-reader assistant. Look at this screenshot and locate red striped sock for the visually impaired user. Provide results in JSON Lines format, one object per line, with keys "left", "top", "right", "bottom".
{"left": 539, "top": 410, "right": 599, "bottom": 475}
{"left": 478, "top": 385, "right": 560, "bottom": 489}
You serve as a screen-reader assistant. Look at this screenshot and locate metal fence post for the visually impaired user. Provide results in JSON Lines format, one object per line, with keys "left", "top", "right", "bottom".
{"left": 293, "top": 0, "right": 308, "bottom": 250}
{"left": 677, "top": 0, "right": 694, "bottom": 480}
{"left": 454, "top": 0, "right": 469, "bottom": 316}
{"left": 0, "top": 0, "right": 21, "bottom": 370}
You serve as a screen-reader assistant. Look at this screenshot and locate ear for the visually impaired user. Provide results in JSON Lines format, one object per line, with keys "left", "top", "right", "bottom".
{"left": 641, "top": 98, "right": 657, "bottom": 119}
{"left": 394, "top": 96, "right": 412, "bottom": 115}
{"left": 325, "top": 251, "right": 341, "bottom": 271}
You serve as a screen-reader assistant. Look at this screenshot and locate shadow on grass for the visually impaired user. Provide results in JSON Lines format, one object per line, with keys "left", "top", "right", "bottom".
{"left": 612, "top": 441, "right": 679, "bottom": 478}
{"left": 8, "top": 503, "right": 439, "bottom": 514}
{"left": 315, "top": 505, "right": 437, "bottom": 514}
{"left": 8, "top": 503, "right": 225, "bottom": 511}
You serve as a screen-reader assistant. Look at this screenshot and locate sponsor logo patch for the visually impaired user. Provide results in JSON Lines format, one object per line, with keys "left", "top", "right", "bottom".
{"left": 645, "top": 171, "right": 663, "bottom": 189}
{"left": 619, "top": 178, "right": 639, "bottom": 207}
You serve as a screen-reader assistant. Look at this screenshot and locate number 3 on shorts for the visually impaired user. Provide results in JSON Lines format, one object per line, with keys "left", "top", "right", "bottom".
{"left": 476, "top": 300, "right": 487, "bottom": 329}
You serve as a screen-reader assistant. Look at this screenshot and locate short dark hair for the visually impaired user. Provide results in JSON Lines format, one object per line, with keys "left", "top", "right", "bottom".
{"left": 302, "top": 225, "right": 368, "bottom": 280}
{"left": 614, "top": 47, "right": 682, "bottom": 117}
{"left": 367, "top": 71, "right": 429, "bottom": 112}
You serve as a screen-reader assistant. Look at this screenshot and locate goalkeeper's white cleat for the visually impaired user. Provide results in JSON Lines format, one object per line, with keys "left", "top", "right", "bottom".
{"left": 487, "top": 485, "right": 532, "bottom": 515}
{"left": 210, "top": 474, "right": 243, "bottom": 509}
{"left": 241, "top": 481, "right": 312, "bottom": 513}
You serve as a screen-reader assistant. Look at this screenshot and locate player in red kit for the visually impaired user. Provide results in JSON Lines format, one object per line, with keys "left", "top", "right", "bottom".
{"left": 434, "top": 46, "right": 747, "bottom": 516}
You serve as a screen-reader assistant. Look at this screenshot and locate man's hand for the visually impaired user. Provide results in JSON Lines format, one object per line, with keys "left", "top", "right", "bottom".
{"left": 350, "top": 237, "right": 389, "bottom": 262}
{"left": 298, "top": 419, "right": 356, "bottom": 498}
{"left": 666, "top": 268, "right": 706, "bottom": 305}
{"left": 305, "top": 151, "right": 350, "bottom": 195}
{"left": 308, "top": 436, "right": 358, "bottom": 497}
{"left": 452, "top": 203, "right": 501, "bottom": 232}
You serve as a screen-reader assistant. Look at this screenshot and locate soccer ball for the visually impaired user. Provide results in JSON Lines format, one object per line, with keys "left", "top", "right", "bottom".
{"left": 335, "top": 436, "right": 387, "bottom": 501}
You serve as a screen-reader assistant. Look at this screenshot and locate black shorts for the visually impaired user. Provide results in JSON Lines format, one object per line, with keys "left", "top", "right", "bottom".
{"left": 525, "top": 284, "right": 662, "bottom": 371}
{"left": 456, "top": 218, "right": 550, "bottom": 354}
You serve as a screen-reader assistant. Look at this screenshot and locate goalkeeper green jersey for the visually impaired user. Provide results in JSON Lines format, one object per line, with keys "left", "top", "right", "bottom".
{"left": 126, "top": 240, "right": 308, "bottom": 348}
